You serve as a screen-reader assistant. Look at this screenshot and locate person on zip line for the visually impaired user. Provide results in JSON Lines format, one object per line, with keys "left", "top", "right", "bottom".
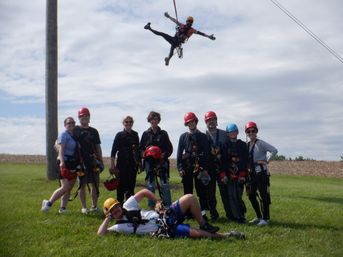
{"left": 144, "top": 12, "right": 216, "bottom": 66}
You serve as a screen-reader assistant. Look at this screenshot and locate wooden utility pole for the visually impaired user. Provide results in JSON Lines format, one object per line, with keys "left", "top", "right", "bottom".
{"left": 46, "top": 0, "right": 58, "bottom": 179}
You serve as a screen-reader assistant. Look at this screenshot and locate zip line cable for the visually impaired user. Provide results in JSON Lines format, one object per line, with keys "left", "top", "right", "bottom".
{"left": 270, "top": 0, "right": 343, "bottom": 64}
{"left": 173, "top": 0, "right": 179, "bottom": 23}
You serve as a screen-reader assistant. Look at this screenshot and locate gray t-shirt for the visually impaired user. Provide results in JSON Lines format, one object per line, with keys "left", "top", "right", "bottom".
{"left": 249, "top": 139, "right": 278, "bottom": 173}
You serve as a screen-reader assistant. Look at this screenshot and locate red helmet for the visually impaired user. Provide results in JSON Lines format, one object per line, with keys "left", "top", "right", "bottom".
{"left": 78, "top": 107, "right": 90, "bottom": 118}
{"left": 184, "top": 112, "right": 198, "bottom": 125}
{"left": 144, "top": 146, "right": 162, "bottom": 160}
{"left": 204, "top": 111, "right": 217, "bottom": 122}
{"left": 245, "top": 121, "right": 258, "bottom": 132}
{"left": 104, "top": 175, "right": 119, "bottom": 191}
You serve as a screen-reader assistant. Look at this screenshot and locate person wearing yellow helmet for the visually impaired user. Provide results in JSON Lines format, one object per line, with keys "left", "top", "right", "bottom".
{"left": 144, "top": 12, "right": 216, "bottom": 66}
{"left": 97, "top": 188, "right": 245, "bottom": 240}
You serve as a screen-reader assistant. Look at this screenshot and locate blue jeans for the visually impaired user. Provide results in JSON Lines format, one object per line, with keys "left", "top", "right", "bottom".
{"left": 144, "top": 160, "right": 172, "bottom": 208}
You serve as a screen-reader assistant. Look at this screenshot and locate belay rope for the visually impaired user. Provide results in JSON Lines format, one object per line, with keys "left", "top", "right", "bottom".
{"left": 172, "top": 0, "right": 183, "bottom": 58}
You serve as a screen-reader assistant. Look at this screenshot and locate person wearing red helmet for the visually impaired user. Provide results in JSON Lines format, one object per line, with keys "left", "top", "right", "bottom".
{"left": 204, "top": 111, "right": 229, "bottom": 222}
{"left": 41, "top": 117, "right": 80, "bottom": 213}
{"left": 177, "top": 112, "right": 211, "bottom": 220}
{"left": 109, "top": 116, "right": 140, "bottom": 205}
{"left": 73, "top": 107, "right": 104, "bottom": 214}
{"left": 245, "top": 121, "right": 278, "bottom": 226}
{"left": 139, "top": 111, "right": 173, "bottom": 208}
{"left": 144, "top": 12, "right": 215, "bottom": 66}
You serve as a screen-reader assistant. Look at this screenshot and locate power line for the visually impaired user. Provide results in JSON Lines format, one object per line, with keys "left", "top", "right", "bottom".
{"left": 270, "top": 0, "right": 343, "bottom": 64}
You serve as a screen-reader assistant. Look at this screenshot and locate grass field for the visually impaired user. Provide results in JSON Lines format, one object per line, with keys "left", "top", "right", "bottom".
{"left": 0, "top": 163, "right": 342, "bottom": 257}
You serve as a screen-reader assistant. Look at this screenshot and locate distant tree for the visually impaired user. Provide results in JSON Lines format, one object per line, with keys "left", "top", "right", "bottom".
{"left": 294, "top": 156, "right": 315, "bottom": 161}
{"left": 274, "top": 154, "right": 286, "bottom": 161}
{"left": 295, "top": 156, "right": 304, "bottom": 161}
{"left": 340, "top": 155, "right": 343, "bottom": 161}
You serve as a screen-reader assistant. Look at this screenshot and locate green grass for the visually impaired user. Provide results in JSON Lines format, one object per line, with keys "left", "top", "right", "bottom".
{"left": 0, "top": 163, "right": 342, "bottom": 257}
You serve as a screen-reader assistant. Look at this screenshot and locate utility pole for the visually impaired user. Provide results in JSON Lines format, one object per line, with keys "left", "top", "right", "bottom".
{"left": 46, "top": 0, "right": 58, "bottom": 179}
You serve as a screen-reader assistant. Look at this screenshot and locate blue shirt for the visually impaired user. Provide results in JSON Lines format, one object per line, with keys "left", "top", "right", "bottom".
{"left": 57, "top": 130, "right": 77, "bottom": 157}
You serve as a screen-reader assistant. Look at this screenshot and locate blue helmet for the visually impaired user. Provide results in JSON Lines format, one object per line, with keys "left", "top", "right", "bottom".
{"left": 226, "top": 123, "right": 238, "bottom": 133}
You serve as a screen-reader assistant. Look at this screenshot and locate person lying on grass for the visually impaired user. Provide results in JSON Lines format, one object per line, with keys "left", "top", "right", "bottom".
{"left": 97, "top": 189, "right": 245, "bottom": 239}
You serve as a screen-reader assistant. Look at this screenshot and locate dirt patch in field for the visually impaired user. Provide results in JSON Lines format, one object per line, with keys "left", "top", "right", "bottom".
{"left": 0, "top": 154, "right": 342, "bottom": 178}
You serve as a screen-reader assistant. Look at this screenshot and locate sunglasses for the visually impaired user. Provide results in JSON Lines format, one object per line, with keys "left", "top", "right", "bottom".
{"left": 246, "top": 130, "right": 257, "bottom": 134}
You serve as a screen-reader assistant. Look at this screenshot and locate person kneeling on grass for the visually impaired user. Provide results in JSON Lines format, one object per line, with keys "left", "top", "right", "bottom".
{"left": 97, "top": 188, "right": 245, "bottom": 239}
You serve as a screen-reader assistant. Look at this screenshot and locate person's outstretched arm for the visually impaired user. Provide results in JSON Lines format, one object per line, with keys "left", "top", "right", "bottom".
{"left": 164, "top": 12, "right": 181, "bottom": 26}
{"left": 195, "top": 30, "right": 216, "bottom": 40}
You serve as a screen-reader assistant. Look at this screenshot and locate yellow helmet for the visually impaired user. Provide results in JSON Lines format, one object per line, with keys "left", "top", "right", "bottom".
{"left": 103, "top": 197, "right": 120, "bottom": 215}
{"left": 186, "top": 16, "right": 194, "bottom": 23}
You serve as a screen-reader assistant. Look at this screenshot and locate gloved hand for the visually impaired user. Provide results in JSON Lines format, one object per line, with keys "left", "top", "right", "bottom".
{"left": 219, "top": 171, "right": 228, "bottom": 184}
{"left": 197, "top": 170, "right": 211, "bottom": 186}
{"left": 208, "top": 34, "right": 216, "bottom": 40}
{"left": 154, "top": 200, "right": 165, "bottom": 214}
{"left": 164, "top": 12, "right": 170, "bottom": 18}
{"left": 97, "top": 160, "right": 104, "bottom": 173}
{"left": 178, "top": 169, "right": 185, "bottom": 177}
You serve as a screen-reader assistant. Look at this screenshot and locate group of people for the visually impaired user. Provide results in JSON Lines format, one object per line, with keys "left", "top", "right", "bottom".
{"left": 41, "top": 107, "right": 104, "bottom": 214}
{"left": 41, "top": 107, "right": 278, "bottom": 239}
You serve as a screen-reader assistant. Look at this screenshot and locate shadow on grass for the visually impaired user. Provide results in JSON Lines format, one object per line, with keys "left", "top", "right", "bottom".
{"left": 268, "top": 220, "right": 340, "bottom": 231}
{"left": 296, "top": 196, "right": 343, "bottom": 205}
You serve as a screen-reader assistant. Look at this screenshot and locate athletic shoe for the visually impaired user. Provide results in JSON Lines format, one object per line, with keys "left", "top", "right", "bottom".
{"left": 257, "top": 219, "right": 269, "bottom": 226}
{"left": 200, "top": 222, "right": 220, "bottom": 233}
{"left": 41, "top": 200, "right": 51, "bottom": 212}
{"left": 224, "top": 231, "right": 246, "bottom": 240}
{"left": 58, "top": 207, "right": 68, "bottom": 214}
{"left": 144, "top": 22, "right": 151, "bottom": 29}
{"left": 202, "top": 214, "right": 209, "bottom": 222}
{"left": 90, "top": 206, "right": 100, "bottom": 213}
{"left": 164, "top": 57, "right": 170, "bottom": 66}
{"left": 81, "top": 208, "right": 89, "bottom": 214}
{"left": 210, "top": 213, "right": 219, "bottom": 222}
{"left": 249, "top": 217, "right": 260, "bottom": 224}
{"left": 237, "top": 217, "right": 246, "bottom": 224}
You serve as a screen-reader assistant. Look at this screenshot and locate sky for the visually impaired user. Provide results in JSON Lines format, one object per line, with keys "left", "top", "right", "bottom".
{"left": 0, "top": 0, "right": 342, "bottom": 161}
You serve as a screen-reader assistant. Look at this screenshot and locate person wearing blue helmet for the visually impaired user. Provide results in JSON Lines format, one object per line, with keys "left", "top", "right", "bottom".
{"left": 221, "top": 123, "right": 249, "bottom": 223}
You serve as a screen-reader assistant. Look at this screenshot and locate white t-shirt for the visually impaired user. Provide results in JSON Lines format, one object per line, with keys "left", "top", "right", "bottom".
{"left": 108, "top": 196, "right": 159, "bottom": 235}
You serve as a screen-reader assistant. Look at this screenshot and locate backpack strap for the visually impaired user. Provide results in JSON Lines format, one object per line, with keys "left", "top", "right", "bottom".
{"left": 116, "top": 209, "right": 150, "bottom": 234}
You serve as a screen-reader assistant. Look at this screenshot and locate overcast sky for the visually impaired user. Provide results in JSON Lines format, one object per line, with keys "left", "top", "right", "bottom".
{"left": 0, "top": 0, "right": 342, "bottom": 160}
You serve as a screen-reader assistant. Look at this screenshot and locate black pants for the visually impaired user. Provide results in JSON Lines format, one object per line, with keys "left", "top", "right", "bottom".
{"left": 247, "top": 171, "right": 271, "bottom": 220}
{"left": 182, "top": 169, "right": 209, "bottom": 211}
{"left": 148, "top": 28, "right": 180, "bottom": 59}
{"left": 117, "top": 164, "right": 137, "bottom": 204}
{"left": 207, "top": 171, "right": 219, "bottom": 219}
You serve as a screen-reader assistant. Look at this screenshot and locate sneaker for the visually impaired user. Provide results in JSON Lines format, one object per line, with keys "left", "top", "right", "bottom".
{"left": 257, "top": 219, "right": 269, "bottom": 226}
{"left": 90, "top": 206, "right": 100, "bottom": 213}
{"left": 200, "top": 222, "right": 220, "bottom": 233}
{"left": 164, "top": 57, "right": 170, "bottom": 66}
{"left": 249, "top": 217, "right": 260, "bottom": 224}
{"left": 58, "top": 207, "right": 68, "bottom": 214}
{"left": 237, "top": 218, "right": 246, "bottom": 224}
{"left": 81, "top": 208, "right": 89, "bottom": 214}
{"left": 202, "top": 214, "right": 209, "bottom": 222}
{"left": 41, "top": 200, "right": 51, "bottom": 212}
{"left": 224, "top": 231, "right": 246, "bottom": 240}
{"left": 210, "top": 213, "right": 219, "bottom": 222}
{"left": 144, "top": 22, "right": 151, "bottom": 30}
